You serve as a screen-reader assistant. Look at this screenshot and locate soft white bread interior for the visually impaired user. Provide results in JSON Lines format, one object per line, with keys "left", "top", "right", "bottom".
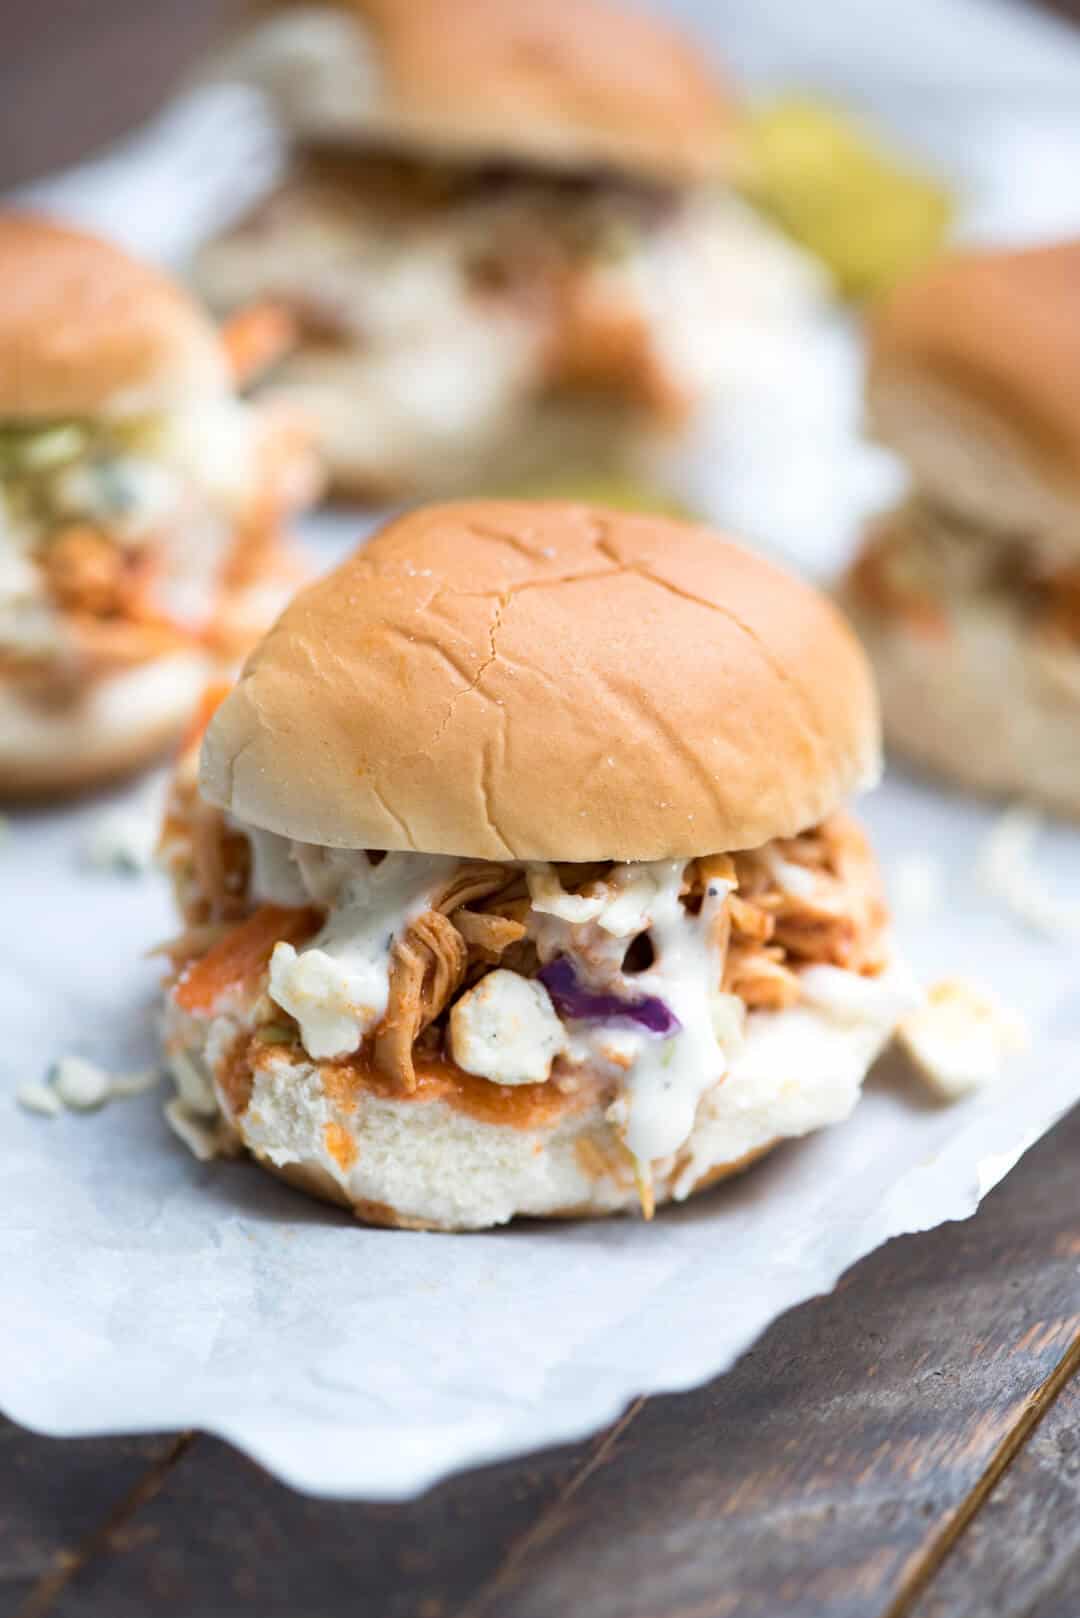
{"left": 200, "top": 501, "right": 882, "bottom": 860}
{"left": 164, "top": 975, "right": 907, "bottom": 1230}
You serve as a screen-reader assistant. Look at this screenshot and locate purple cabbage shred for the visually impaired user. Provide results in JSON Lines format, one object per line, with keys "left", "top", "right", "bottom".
{"left": 538, "top": 955, "right": 680, "bottom": 1036}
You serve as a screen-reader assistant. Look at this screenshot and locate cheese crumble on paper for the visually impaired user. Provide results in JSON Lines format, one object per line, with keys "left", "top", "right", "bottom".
{"left": 16, "top": 1057, "right": 159, "bottom": 1118}
{"left": 978, "top": 806, "right": 1080, "bottom": 938}
{"left": 896, "top": 979, "right": 1027, "bottom": 1101}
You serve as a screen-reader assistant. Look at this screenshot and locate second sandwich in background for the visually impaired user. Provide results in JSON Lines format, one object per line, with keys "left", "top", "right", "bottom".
{"left": 843, "top": 242, "right": 1080, "bottom": 819}
{"left": 193, "top": 0, "right": 827, "bottom": 498}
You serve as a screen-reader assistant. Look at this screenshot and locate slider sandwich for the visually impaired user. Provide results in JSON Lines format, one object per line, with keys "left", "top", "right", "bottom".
{"left": 843, "top": 241, "right": 1080, "bottom": 816}
{"left": 159, "top": 501, "right": 914, "bottom": 1230}
{"left": 192, "top": 0, "right": 826, "bottom": 497}
{"left": 0, "top": 214, "right": 318, "bottom": 798}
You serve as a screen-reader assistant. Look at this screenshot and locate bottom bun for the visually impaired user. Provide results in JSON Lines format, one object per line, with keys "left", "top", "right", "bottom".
{"left": 268, "top": 365, "right": 674, "bottom": 503}
{"left": 0, "top": 651, "right": 213, "bottom": 800}
{"left": 265, "top": 1142, "right": 779, "bottom": 1231}
{"left": 843, "top": 587, "right": 1080, "bottom": 819}
{"left": 165, "top": 975, "right": 908, "bottom": 1230}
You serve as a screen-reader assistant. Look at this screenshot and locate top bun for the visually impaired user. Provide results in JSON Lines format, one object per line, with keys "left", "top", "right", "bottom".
{"left": 868, "top": 241, "right": 1080, "bottom": 547}
{"left": 235, "top": 0, "right": 741, "bottom": 185}
{"left": 201, "top": 501, "right": 880, "bottom": 861}
{"left": 0, "top": 213, "right": 229, "bottom": 421}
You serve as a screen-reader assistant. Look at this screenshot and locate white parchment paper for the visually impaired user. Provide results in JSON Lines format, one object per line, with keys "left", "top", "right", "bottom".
{"left": 3, "top": 519, "right": 1079, "bottom": 1498}
{"left": 4, "top": 0, "right": 1080, "bottom": 1498}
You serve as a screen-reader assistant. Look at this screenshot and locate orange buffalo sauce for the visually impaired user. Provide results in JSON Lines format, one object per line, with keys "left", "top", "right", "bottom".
{"left": 220, "top": 299, "right": 298, "bottom": 389}
{"left": 543, "top": 268, "right": 689, "bottom": 424}
{"left": 847, "top": 521, "right": 948, "bottom": 638}
{"left": 174, "top": 904, "right": 322, "bottom": 1014}
{"left": 321, "top": 1053, "right": 599, "bottom": 1132}
{"left": 324, "top": 1120, "right": 359, "bottom": 1172}
{"left": 218, "top": 1029, "right": 258, "bottom": 1118}
{"left": 177, "top": 679, "right": 234, "bottom": 758}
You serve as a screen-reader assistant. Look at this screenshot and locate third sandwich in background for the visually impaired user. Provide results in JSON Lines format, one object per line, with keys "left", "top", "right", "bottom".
{"left": 843, "top": 241, "right": 1080, "bottom": 819}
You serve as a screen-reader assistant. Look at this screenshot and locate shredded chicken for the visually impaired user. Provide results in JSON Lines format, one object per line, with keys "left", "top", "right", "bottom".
{"left": 159, "top": 724, "right": 251, "bottom": 929}
{"left": 189, "top": 802, "right": 252, "bottom": 925}
{"left": 846, "top": 512, "right": 949, "bottom": 637}
{"left": 374, "top": 862, "right": 514, "bottom": 1088}
{"left": 542, "top": 264, "right": 689, "bottom": 421}
{"left": 220, "top": 300, "right": 298, "bottom": 390}
{"left": 1037, "top": 562, "right": 1080, "bottom": 645}
{"left": 849, "top": 499, "right": 1080, "bottom": 647}
{"left": 452, "top": 908, "right": 528, "bottom": 959}
{"left": 41, "top": 525, "right": 152, "bottom": 618}
{"left": 373, "top": 911, "right": 469, "bottom": 1092}
{"left": 432, "top": 862, "right": 514, "bottom": 914}
{"left": 13, "top": 523, "right": 193, "bottom": 685}
{"left": 164, "top": 741, "right": 888, "bottom": 1097}
{"left": 722, "top": 814, "right": 888, "bottom": 1009}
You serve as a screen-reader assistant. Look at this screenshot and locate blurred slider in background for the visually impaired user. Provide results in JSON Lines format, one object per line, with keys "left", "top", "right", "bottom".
{"left": 192, "top": 0, "right": 844, "bottom": 500}
{"left": 842, "top": 241, "right": 1080, "bottom": 819}
{"left": 0, "top": 214, "right": 320, "bottom": 799}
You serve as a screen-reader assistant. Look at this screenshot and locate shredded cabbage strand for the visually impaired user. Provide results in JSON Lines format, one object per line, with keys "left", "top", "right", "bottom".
{"left": 538, "top": 956, "right": 680, "bottom": 1036}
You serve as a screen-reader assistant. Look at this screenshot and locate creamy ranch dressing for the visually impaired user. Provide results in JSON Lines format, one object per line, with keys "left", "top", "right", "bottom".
{"left": 527, "top": 859, "right": 737, "bottom": 1169}
{"left": 264, "top": 843, "right": 458, "bottom": 1059}
{"left": 669, "top": 958, "right": 919, "bottom": 1201}
{"left": 227, "top": 836, "right": 907, "bottom": 1174}
{"left": 616, "top": 862, "right": 733, "bottom": 1166}
{"left": 246, "top": 825, "right": 310, "bottom": 907}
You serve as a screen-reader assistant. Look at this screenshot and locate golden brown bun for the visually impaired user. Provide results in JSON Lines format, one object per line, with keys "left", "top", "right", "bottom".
{"left": 868, "top": 242, "right": 1080, "bottom": 550}
{"left": 265, "top": 1139, "right": 777, "bottom": 1230}
{"left": 242, "top": 0, "right": 741, "bottom": 184}
{"left": 0, "top": 213, "right": 227, "bottom": 420}
{"left": 201, "top": 500, "right": 880, "bottom": 859}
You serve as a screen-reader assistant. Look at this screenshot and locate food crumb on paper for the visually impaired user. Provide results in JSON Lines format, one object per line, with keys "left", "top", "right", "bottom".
{"left": 107, "top": 1068, "right": 161, "bottom": 1097}
{"left": 15, "top": 1081, "right": 62, "bottom": 1117}
{"left": 52, "top": 1056, "right": 112, "bottom": 1110}
{"left": 977, "top": 806, "right": 1080, "bottom": 937}
{"left": 164, "top": 1098, "right": 230, "bottom": 1162}
{"left": 16, "top": 1057, "right": 160, "bottom": 1117}
{"left": 896, "top": 979, "right": 1027, "bottom": 1101}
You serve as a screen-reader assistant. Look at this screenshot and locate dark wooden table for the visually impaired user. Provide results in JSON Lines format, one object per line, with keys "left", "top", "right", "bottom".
{"left": 4, "top": 6, "right": 1080, "bottom": 1617}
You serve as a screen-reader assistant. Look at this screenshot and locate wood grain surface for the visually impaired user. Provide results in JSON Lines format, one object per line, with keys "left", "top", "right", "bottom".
{"left": 0, "top": 1430, "right": 180, "bottom": 1618}
{"left": 3, "top": 5, "right": 1080, "bottom": 1617}
{"left": 5, "top": 1104, "right": 1079, "bottom": 1618}
{"left": 908, "top": 1373, "right": 1080, "bottom": 1618}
